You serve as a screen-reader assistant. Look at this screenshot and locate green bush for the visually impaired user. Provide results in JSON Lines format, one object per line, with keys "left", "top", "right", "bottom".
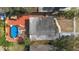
{"left": 24, "top": 37, "right": 30, "bottom": 46}
{"left": 49, "top": 36, "right": 74, "bottom": 51}
{"left": 0, "top": 33, "right": 14, "bottom": 47}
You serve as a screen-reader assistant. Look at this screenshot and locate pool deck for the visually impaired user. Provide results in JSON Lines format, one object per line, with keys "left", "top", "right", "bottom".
{"left": 5, "top": 15, "right": 29, "bottom": 42}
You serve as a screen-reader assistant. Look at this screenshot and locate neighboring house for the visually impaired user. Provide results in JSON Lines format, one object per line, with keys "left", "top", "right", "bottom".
{"left": 38, "top": 7, "right": 66, "bottom": 12}
{"left": 38, "top": 7, "right": 54, "bottom": 12}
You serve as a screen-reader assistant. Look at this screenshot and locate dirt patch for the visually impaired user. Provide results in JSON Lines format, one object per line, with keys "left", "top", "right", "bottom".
{"left": 30, "top": 45, "right": 55, "bottom": 51}
{"left": 8, "top": 43, "right": 24, "bottom": 51}
{"left": 76, "top": 19, "right": 79, "bottom": 32}
{"left": 30, "top": 40, "right": 50, "bottom": 45}
{"left": 58, "top": 19, "right": 73, "bottom": 32}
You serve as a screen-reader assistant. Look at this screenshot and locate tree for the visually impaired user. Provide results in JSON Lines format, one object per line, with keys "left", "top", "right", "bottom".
{"left": 6, "top": 7, "right": 28, "bottom": 17}
{"left": 62, "top": 7, "right": 79, "bottom": 19}
{"left": 24, "top": 37, "right": 30, "bottom": 51}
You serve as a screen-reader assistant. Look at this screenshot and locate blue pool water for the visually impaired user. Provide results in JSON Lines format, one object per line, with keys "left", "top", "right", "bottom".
{"left": 10, "top": 25, "right": 18, "bottom": 38}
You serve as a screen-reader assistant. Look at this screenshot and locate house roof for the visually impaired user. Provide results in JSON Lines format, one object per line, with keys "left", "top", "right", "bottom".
{"left": 29, "top": 15, "right": 57, "bottom": 35}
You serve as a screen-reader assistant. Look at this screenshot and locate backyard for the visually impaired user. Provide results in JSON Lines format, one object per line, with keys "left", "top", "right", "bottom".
{"left": 57, "top": 17, "right": 73, "bottom": 32}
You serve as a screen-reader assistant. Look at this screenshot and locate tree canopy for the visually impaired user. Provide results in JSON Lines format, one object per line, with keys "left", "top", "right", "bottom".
{"left": 58, "top": 7, "right": 79, "bottom": 19}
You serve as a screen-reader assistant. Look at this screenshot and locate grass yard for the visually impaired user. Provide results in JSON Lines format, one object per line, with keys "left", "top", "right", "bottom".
{"left": 8, "top": 43, "right": 25, "bottom": 51}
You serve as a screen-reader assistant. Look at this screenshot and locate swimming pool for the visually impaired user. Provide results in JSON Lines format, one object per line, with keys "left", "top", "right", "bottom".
{"left": 10, "top": 25, "right": 18, "bottom": 38}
